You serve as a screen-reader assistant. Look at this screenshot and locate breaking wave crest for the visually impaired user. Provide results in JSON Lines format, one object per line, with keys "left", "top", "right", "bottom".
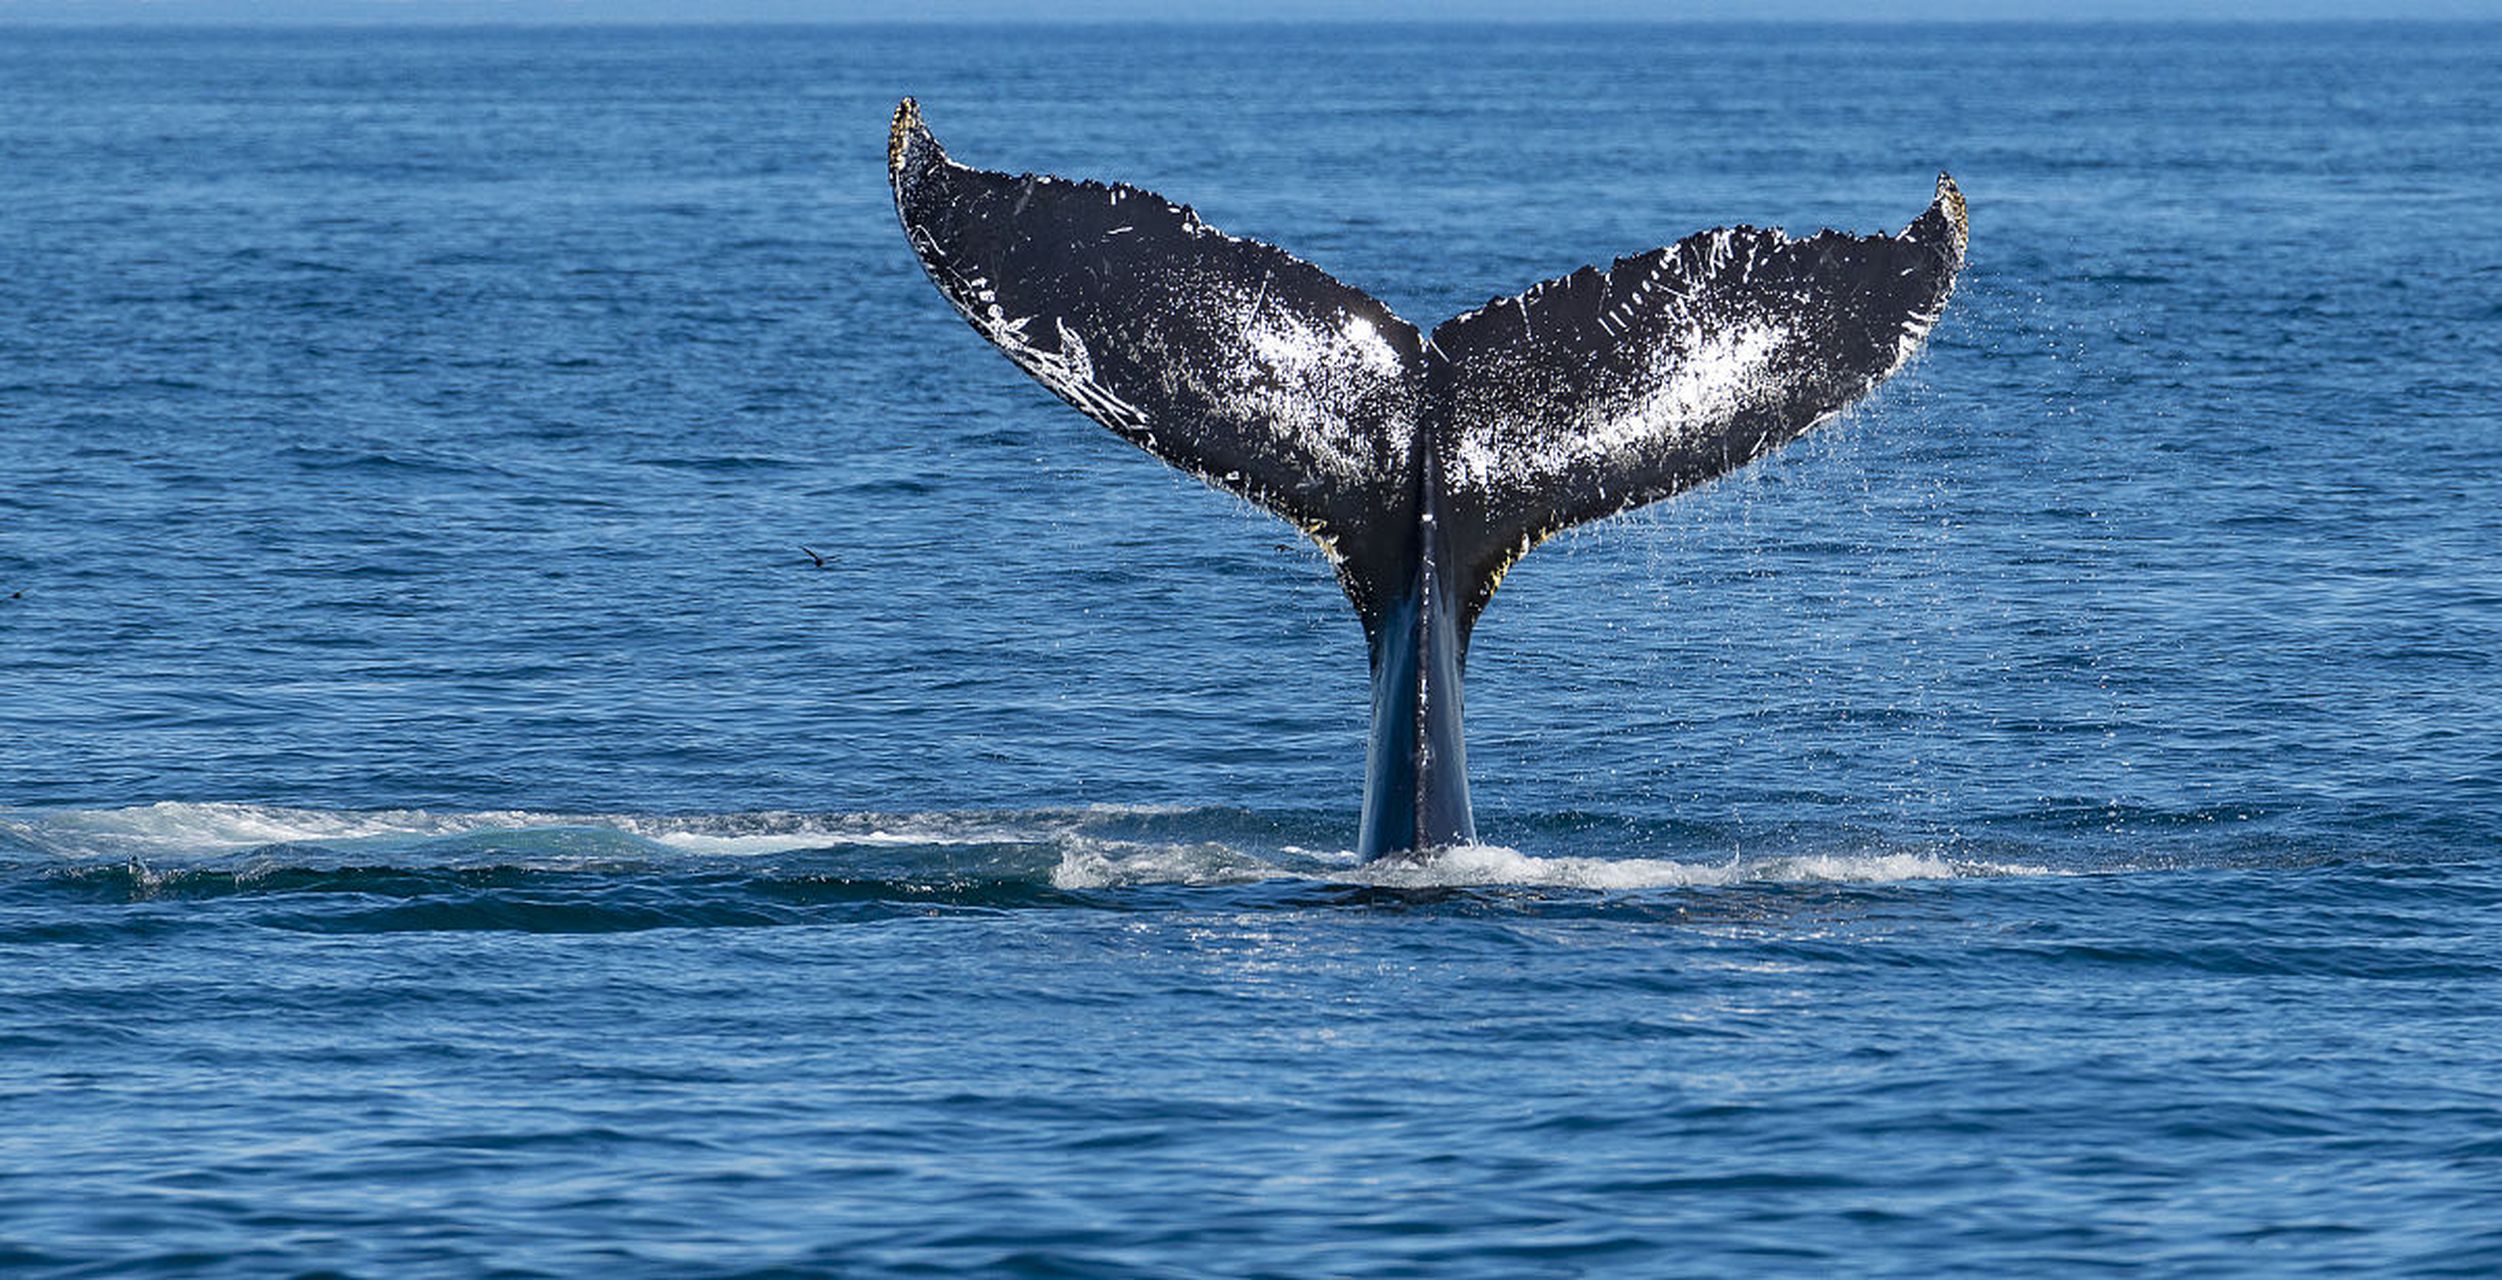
{"left": 0, "top": 799, "right": 1126, "bottom": 862}
{"left": 1344, "top": 843, "right": 2043, "bottom": 890}
{"left": 2, "top": 801, "right": 2051, "bottom": 899}
{"left": 1049, "top": 838, "right": 2045, "bottom": 891}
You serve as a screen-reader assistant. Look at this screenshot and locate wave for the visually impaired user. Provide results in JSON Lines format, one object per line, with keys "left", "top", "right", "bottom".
{"left": 0, "top": 800, "right": 1139, "bottom": 860}
{"left": 0, "top": 801, "right": 2050, "bottom": 894}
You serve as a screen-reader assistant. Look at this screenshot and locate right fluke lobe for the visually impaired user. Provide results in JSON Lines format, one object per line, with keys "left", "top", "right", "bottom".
{"left": 1423, "top": 177, "right": 1968, "bottom": 635}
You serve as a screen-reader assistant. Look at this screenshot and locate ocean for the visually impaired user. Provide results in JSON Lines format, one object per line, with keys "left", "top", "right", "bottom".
{"left": 2, "top": 20, "right": 2499, "bottom": 1276}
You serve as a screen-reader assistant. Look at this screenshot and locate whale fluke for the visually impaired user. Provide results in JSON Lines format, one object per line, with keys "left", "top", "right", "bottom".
{"left": 888, "top": 99, "right": 1966, "bottom": 859}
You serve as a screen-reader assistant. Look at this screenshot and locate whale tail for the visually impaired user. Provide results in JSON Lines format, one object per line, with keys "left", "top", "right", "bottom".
{"left": 888, "top": 99, "right": 1966, "bottom": 858}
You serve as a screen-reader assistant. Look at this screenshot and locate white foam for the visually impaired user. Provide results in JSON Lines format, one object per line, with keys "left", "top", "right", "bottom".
{"left": 1048, "top": 839, "right": 2048, "bottom": 891}
{"left": 637, "top": 830, "right": 854, "bottom": 856}
{"left": 3, "top": 801, "right": 1157, "bottom": 864}
{"left": 1335, "top": 843, "right": 2041, "bottom": 890}
{"left": 1048, "top": 838, "right": 1283, "bottom": 889}
{"left": 4, "top": 803, "right": 2055, "bottom": 890}
{"left": 4, "top": 801, "right": 539, "bottom": 856}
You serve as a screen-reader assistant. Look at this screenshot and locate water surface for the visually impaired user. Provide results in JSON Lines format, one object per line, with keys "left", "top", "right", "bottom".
{"left": 3, "top": 22, "right": 2500, "bottom": 1276}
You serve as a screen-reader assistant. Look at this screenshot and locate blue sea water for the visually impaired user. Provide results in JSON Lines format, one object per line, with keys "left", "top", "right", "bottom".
{"left": 3, "top": 19, "right": 2500, "bottom": 1275}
